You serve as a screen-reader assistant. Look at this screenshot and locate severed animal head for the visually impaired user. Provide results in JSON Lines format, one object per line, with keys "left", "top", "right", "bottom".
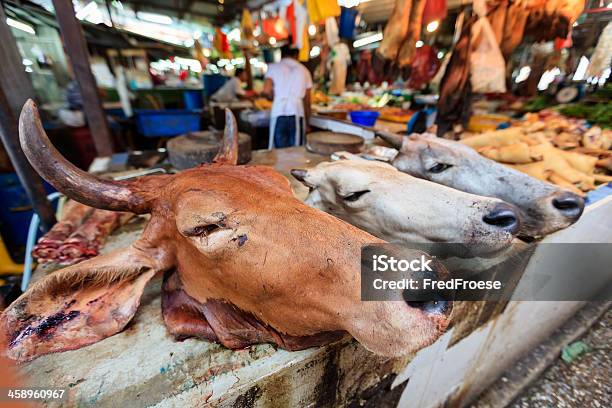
{"left": 379, "top": 132, "right": 584, "bottom": 238}
{"left": 292, "top": 157, "right": 520, "bottom": 258}
{"left": 1, "top": 101, "right": 453, "bottom": 362}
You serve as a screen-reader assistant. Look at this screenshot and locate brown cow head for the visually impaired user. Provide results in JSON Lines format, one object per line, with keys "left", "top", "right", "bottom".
{"left": 1, "top": 101, "right": 452, "bottom": 362}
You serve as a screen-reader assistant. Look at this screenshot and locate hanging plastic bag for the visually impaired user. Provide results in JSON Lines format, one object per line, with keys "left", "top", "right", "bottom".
{"left": 325, "top": 17, "right": 340, "bottom": 47}
{"left": 241, "top": 10, "right": 255, "bottom": 43}
{"left": 470, "top": 0, "right": 507, "bottom": 94}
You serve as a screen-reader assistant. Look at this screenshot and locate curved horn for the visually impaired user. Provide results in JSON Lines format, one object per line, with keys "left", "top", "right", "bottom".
{"left": 19, "top": 100, "right": 151, "bottom": 213}
{"left": 376, "top": 130, "right": 405, "bottom": 150}
{"left": 214, "top": 108, "right": 239, "bottom": 165}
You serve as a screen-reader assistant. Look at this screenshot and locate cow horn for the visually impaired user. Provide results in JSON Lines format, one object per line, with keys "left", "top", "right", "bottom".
{"left": 376, "top": 131, "right": 404, "bottom": 150}
{"left": 19, "top": 99, "right": 151, "bottom": 214}
{"left": 214, "top": 108, "right": 239, "bottom": 165}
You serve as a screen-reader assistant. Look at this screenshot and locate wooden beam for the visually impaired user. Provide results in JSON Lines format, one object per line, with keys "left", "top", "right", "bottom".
{"left": 179, "top": 0, "right": 196, "bottom": 18}
{"left": 0, "top": 6, "right": 36, "bottom": 117}
{"left": 125, "top": 0, "right": 220, "bottom": 19}
{"left": 0, "top": 6, "right": 57, "bottom": 231}
{"left": 51, "top": 0, "right": 114, "bottom": 157}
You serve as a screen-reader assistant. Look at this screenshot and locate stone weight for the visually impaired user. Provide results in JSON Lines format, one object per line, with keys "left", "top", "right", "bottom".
{"left": 167, "top": 131, "right": 252, "bottom": 169}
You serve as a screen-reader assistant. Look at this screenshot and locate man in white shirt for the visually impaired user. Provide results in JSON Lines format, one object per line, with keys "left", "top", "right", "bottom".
{"left": 263, "top": 45, "right": 313, "bottom": 148}
{"left": 211, "top": 68, "right": 248, "bottom": 103}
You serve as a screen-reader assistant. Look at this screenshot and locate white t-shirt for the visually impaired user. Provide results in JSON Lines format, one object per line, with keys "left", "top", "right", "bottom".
{"left": 265, "top": 58, "right": 313, "bottom": 117}
{"left": 211, "top": 77, "right": 245, "bottom": 102}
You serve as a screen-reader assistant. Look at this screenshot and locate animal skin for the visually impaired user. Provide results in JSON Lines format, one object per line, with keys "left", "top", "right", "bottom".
{"left": 291, "top": 158, "right": 520, "bottom": 258}
{"left": 1, "top": 101, "right": 452, "bottom": 363}
{"left": 378, "top": 132, "right": 584, "bottom": 237}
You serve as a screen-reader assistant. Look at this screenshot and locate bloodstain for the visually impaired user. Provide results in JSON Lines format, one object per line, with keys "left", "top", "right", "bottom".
{"left": 9, "top": 310, "right": 80, "bottom": 348}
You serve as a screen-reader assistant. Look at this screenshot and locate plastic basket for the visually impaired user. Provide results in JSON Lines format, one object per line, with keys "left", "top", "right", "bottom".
{"left": 135, "top": 109, "right": 201, "bottom": 137}
{"left": 349, "top": 111, "right": 380, "bottom": 127}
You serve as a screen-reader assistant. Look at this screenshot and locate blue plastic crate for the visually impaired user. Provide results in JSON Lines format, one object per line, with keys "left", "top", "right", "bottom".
{"left": 0, "top": 173, "right": 56, "bottom": 252}
{"left": 184, "top": 90, "right": 204, "bottom": 109}
{"left": 203, "top": 74, "right": 227, "bottom": 97}
{"left": 135, "top": 109, "right": 201, "bottom": 137}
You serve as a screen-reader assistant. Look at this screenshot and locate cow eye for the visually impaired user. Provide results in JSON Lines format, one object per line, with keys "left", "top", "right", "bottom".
{"left": 428, "top": 163, "right": 452, "bottom": 173}
{"left": 342, "top": 190, "right": 371, "bottom": 202}
{"left": 184, "top": 223, "right": 223, "bottom": 237}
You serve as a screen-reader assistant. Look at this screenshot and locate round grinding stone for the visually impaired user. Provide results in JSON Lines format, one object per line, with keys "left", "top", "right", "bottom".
{"left": 167, "top": 131, "right": 252, "bottom": 169}
{"left": 306, "top": 132, "right": 364, "bottom": 155}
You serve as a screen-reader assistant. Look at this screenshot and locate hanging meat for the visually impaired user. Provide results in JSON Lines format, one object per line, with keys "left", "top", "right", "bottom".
{"left": 501, "top": 0, "right": 529, "bottom": 59}
{"left": 486, "top": 0, "right": 508, "bottom": 45}
{"left": 376, "top": 0, "right": 414, "bottom": 64}
{"left": 408, "top": 45, "right": 441, "bottom": 89}
{"left": 397, "top": 0, "right": 427, "bottom": 69}
{"left": 436, "top": 16, "right": 474, "bottom": 137}
{"left": 357, "top": 50, "right": 382, "bottom": 85}
{"left": 524, "top": 0, "right": 584, "bottom": 42}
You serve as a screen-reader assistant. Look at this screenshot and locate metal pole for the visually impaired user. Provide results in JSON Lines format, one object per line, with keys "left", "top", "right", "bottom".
{"left": 52, "top": 0, "right": 115, "bottom": 157}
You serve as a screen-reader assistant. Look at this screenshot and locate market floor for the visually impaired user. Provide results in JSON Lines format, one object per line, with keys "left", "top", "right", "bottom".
{"left": 508, "top": 308, "right": 611, "bottom": 408}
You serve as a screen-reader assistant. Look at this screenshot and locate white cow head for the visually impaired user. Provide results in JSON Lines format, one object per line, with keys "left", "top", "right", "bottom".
{"left": 292, "top": 158, "right": 520, "bottom": 257}
{"left": 380, "top": 132, "right": 584, "bottom": 237}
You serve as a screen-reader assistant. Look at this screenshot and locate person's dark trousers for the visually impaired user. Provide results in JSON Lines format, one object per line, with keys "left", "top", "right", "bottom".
{"left": 273, "top": 116, "right": 303, "bottom": 148}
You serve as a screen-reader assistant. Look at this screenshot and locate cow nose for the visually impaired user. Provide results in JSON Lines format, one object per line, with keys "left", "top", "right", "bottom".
{"left": 482, "top": 203, "right": 520, "bottom": 234}
{"left": 406, "top": 299, "right": 452, "bottom": 316}
{"left": 552, "top": 192, "right": 584, "bottom": 220}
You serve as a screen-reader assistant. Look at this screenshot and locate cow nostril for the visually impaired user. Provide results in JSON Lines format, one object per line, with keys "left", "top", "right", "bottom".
{"left": 552, "top": 193, "right": 584, "bottom": 220}
{"left": 483, "top": 204, "right": 519, "bottom": 234}
{"left": 407, "top": 300, "right": 451, "bottom": 316}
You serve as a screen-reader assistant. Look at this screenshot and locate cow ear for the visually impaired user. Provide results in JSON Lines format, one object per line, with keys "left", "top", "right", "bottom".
{"left": 1, "top": 246, "right": 164, "bottom": 362}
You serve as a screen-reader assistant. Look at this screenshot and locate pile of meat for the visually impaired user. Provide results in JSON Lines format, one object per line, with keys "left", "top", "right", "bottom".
{"left": 461, "top": 112, "right": 612, "bottom": 195}
{"left": 32, "top": 200, "right": 133, "bottom": 265}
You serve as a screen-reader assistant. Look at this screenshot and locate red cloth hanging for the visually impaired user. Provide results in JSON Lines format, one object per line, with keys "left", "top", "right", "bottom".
{"left": 286, "top": 2, "right": 297, "bottom": 44}
{"left": 263, "top": 17, "right": 289, "bottom": 40}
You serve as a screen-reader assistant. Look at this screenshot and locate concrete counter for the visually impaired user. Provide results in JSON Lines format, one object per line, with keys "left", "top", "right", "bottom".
{"left": 15, "top": 147, "right": 611, "bottom": 407}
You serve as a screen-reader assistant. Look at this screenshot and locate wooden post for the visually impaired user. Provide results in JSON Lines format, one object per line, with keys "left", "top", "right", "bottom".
{"left": 243, "top": 49, "right": 253, "bottom": 90}
{"left": 0, "top": 6, "right": 56, "bottom": 231}
{"left": 51, "top": 0, "right": 114, "bottom": 156}
{"left": 0, "top": 6, "right": 36, "bottom": 117}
